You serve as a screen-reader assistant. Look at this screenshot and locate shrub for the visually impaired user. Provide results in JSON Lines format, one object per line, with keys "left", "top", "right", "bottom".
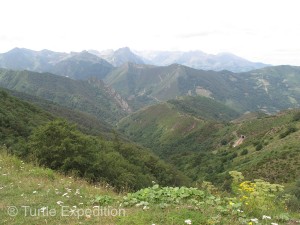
{"left": 240, "top": 149, "right": 249, "bottom": 156}
{"left": 256, "top": 143, "right": 263, "bottom": 151}
{"left": 280, "top": 126, "right": 297, "bottom": 139}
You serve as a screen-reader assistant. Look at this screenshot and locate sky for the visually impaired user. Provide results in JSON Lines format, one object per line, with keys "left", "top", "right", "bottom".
{"left": 1, "top": 0, "right": 300, "bottom": 65}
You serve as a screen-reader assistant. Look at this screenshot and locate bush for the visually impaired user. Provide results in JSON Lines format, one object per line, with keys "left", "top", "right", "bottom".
{"left": 240, "top": 149, "right": 248, "bottom": 155}
{"left": 256, "top": 143, "right": 263, "bottom": 151}
{"left": 280, "top": 126, "right": 297, "bottom": 139}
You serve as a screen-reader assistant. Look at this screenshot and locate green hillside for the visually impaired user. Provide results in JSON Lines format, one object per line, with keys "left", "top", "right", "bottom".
{"left": 6, "top": 88, "right": 115, "bottom": 138}
{"left": 118, "top": 100, "right": 300, "bottom": 189}
{"left": 0, "top": 89, "right": 53, "bottom": 150}
{"left": 168, "top": 96, "right": 240, "bottom": 121}
{"left": 0, "top": 69, "right": 130, "bottom": 124}
{"left": 106, "top": 63, "right": 300, "bottom": 113}
{"left": 0, "top": 89, "right": 188, "bottom": 191}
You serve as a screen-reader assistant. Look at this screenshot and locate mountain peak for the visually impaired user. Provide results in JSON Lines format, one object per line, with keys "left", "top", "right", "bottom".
{"left": 97, "top": 47, "right": 144, "bottom": 67}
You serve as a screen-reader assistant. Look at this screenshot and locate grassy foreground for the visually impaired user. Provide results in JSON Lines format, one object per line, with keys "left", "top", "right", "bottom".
{"left": 0, "top": 148, "right": 299, "bottom": 225}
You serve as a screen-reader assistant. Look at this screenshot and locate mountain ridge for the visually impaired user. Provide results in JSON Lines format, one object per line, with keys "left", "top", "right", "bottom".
{"left": 105, "top": 63, "right": 300, "bottom": 113}
{"left": 135, "top": 50, "right": 269, "bottom": 72}
{"left": 0, "top": 69, "right": 131, "bottom": 124}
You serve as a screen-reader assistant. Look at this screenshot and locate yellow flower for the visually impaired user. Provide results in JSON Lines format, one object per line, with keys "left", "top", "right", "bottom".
{"left": 248, "top": 222, "right": 253, "bottom": 225}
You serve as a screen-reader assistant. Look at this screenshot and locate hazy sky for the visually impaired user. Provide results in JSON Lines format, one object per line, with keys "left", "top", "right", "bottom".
{"left": 1, "top": 0, "right": 300, "bottom": 65}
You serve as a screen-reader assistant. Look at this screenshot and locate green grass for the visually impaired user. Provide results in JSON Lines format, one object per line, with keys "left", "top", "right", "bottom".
{"left": 1, "top": 148, "right": 299, "bottom": 225}
{"left": 0, "top": 148, "right": 120, "bottom": 224}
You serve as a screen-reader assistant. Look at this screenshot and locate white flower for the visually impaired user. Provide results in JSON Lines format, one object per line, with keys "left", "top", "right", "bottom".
{"left": 33, "top": 191, "right": 37, "bottom": 194}
{"left": 271, "top": 223, "right": 278, "bottom": 225}
{"left": 62, "top": 193, "right": 68, "bottom": 197}
{"left": 185, "top": 219, "right": 192, "bottom": 224}
{"left": 250, "top": 218, "right": 258, "bottom": 223}
{"left": 75, "top": 189, "right": 80, "bottom": 195}
{"left": 57, "top": 201, "right": 64, "bottom": 205}
{"left": 237, "top": 209, "right": 244, "bottom": 213}
{"left": 262, "top": 215, "right": 271, "bottom": 220}
{"left": 143, "top": 206, "right": 149, "bottom": 210}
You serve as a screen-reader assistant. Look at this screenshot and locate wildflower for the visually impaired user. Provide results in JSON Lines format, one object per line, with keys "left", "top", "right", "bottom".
{"left": 33, "top": 191, "right": 37, "bottom": 194}
{"left": 62, "top": 193, "right": 68, "bottom": 197}
{"left": 250, "top": 218, "right": 258, "bottom": 223}
{"left": 248, "top": 223, "right": 253, "bottom": 225}
{"left": 229, "top": 201, "right": 234, "bottom": 206}
{"left": 143, "top": 206, "right": 149, "bottom": 210}
{"left": 75, "top": 189, "right": 80, "bottom": 195}
{"left": 262, "top": 215, "right": 271, "bottom": 220}
{"left": 237, "top": 209, "right": 244, "bottom": 213}
{"left": 57, "top": 201, "right": 63, "bottom": 205}
{"left": 271, "top": 223, "right": 278, "bottom": 225}
{"left": 185, "top": 219, "right": 192, "bottom": 224}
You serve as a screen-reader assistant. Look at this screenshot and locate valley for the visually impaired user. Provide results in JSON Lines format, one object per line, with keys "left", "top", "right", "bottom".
{"left": 0, "top": 47, "right": 299, "bottom": 224}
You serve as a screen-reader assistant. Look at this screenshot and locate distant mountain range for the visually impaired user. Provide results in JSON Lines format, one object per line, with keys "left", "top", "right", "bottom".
{"left": 89, "top": 47, "right": 145, "bottom": 67}
{"left": 0, "top": 48, "right": 113, "bottom": 80}
{"left": 0, "top": 47, "right": 268, "bottom": 76}
{"left": 136, "top": 50, "right": 269, "bottom": 72}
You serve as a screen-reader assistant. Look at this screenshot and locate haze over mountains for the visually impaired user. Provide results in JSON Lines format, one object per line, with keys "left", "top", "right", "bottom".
{"left": 0, "top": 47, "right": 299, "bottom": 115}
{"left": 0, "top": 45, "right": 300, "bottom": 219}
{"left": 0, "top": 47, "right": 268, "bottom": 75}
